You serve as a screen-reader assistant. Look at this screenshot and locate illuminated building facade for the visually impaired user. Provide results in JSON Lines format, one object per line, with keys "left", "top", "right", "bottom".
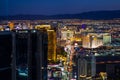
{"left": 0, "top": 25, "right": 4, "bottom": 31}
{"left": 8, "top": 22, "right": 14, "bottom": 30}
{"left": 35, "top": 25, "right": 57, "bottom": 62}
{"left": 82, "top": 35, "right": 91, "bottom": 48}
{"left": 47, "top": 30, "right": 57, "bottom": 62}
{"left": 61, "top": 30, "right": 74, "bottom": 40}
{"left": 35, "top": 25, "right": 51, "bottom": 30}
{"left": 103, "top": 34, "right": 111, "bottom": 45}
{"left": 82, "top": 33, "right": 103, "bottom": 48}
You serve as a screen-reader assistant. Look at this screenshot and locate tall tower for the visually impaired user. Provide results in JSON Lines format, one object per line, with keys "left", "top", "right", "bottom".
{"left": 0, "top": 31, "right": 12, "bottom": 80}
{"left": 12, "top": 29, "right": 48, "bottom": 80}
{"left": 78, "top": 58, "right": 88, "bottom": 77}
{"left": 35, "top": 25, "right": 57, "bottom": 63}
{"left": 76, "top": 52, "right": 96, "bottom": 80}
{"left": 91, "top": 54, "right": 96, "bottom": 77}
{"left": 47, "top": 30, "right": 57, "bottom": 62}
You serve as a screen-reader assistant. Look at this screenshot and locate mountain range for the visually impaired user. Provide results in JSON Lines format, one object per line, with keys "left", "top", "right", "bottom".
{"left": 0, "top": 10, "right": 120, "bottom": 20}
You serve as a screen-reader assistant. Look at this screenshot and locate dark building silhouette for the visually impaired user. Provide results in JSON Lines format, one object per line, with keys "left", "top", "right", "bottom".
{"left": 0, "top": 31, "right": 12, "bottom": 80}
{"left": 96, "top": 56, "right": 120, "bottom": 79}
{"left": 0, "top": 29, "right": 48, "bottom": 80}
{"left": 35, "top": 29, "right": 48, "bottom": 80}
{"left": 12, "top": 29, "right": 48, "bottom": 80}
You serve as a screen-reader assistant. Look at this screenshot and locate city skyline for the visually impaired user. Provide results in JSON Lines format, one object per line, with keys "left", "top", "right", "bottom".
{"left": 0, "top": 18, "right": 120, "bottom": 80}
{"left": 0, "top": 0, "right": 120, "bottom": 16}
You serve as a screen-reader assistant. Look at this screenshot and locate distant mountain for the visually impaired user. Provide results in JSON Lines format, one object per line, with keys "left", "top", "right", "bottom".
{"left": 0, "top": 10, "right": 120, "bottom": 20}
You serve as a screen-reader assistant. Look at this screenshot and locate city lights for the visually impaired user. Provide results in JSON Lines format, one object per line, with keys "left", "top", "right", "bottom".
{"left": 0, "top": 19, "right": 120, "bottom": 80}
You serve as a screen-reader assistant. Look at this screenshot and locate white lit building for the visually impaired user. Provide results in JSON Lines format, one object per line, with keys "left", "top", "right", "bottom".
{"left": 61, "top": 30, "right": 74, "bottom": 40}
{"left": 103, "top": 35, "right": 111, "bottom": 45}
{"left": 82, "top": 34, "right": 103, "bottom": 48}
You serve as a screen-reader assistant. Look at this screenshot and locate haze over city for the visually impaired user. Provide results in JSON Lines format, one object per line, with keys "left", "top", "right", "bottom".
{"left": 0, "top": 0, "right": 120, "bottom": 16}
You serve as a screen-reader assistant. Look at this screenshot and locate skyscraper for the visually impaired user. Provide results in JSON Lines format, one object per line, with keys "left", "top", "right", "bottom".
{"left": 35, "top": 25, "right": 57, "bottom": 63}
{"left": 47, "top": 30, "right": 57, "bottom": 62}
{"left": 76, "top": 53, "right": 96, "bottom": 80}
{"left": 12, "top": 29, "right": 48, "bottom": 80}
{"left": 0, "top": 31, "right": 12, "bottom": 80}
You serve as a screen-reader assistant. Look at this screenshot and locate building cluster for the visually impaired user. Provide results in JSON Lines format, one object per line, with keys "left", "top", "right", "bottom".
{"left": 0, "top": 19, "right": 120, "bottom": 59}
{"left": 0, "top": 19, "right": 120, "bottom": 80}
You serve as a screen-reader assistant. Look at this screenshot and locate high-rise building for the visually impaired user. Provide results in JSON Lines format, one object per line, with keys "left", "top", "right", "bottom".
{"left": 76, "top": 54, "right": 96, "bottom": 80}
{"left": 0, "top": 31, "right": 12, "bottom": 80}
{"left": 12, "top": 29, "right": 48, "bottom": 80}
{"left": 82, "top": 34, "right": 103, "bottom": 48}
{"left": 35, "top": 29, "right": 48, "bottom": 80}
{"left": 47, "top": 30, "right": 57, "bottom": 62}
{"left": 35, "top": 25, "right": 57, "bottom": 63}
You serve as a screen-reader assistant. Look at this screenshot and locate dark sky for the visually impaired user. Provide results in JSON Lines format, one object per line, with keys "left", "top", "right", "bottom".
{"left": 0, "top": 0, "right": 120, "bottom": 16}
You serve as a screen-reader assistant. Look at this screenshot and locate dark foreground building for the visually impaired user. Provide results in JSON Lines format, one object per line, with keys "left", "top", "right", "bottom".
{"left": 0, "top": 31, "right": 12, "bottom": 80}
{"left": 0, "top": 29, "right": 48, "bottom": 80}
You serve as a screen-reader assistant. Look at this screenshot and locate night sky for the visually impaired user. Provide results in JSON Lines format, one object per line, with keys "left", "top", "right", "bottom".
{"left": 0, "top": 0, "right": 120, "bottom": 16}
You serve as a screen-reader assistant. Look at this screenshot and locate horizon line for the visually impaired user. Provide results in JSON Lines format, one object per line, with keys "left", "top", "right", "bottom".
{"left": 0, "top": 9, "right": 120, "bottom": 16}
